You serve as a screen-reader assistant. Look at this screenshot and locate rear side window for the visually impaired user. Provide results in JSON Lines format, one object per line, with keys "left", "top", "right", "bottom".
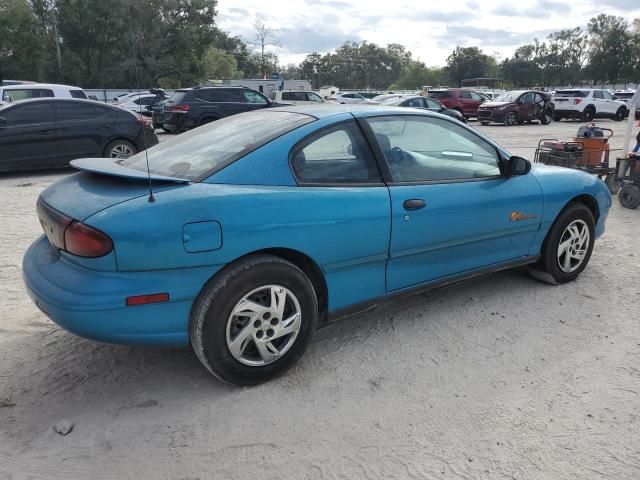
{"left": 429, "top": 91, "right": 452, "bottom": 99}
{"left": 57, "top": 102, "right": 105, "bottom": 121}
{"left": 2, "top": 88, "right": 54, "bottom": 102}
{"left": 282, "top": 91, "right": 307, "bottom": 101}
{"left": 70, "top": 90, "right": 87, "bottom": 99}
{"left": 290, "top": 121, "right": 381, "bottom": 185}
{"left": 593, "top": 90, "right": 603, "bottom": 99}
{"left": 196, "top": 89, "right": 239, "bottom": 102}
{"left": 3, "top": 102, "right": 55, "bottom": 125}
{"left": 555, "top": 90, "right": 589, "bottom": 98}
{"left": 120, "top": 110, "right": 313, "bottom": 181}
{"left": 242, "top": 90, "right": 268, "bottom": 104}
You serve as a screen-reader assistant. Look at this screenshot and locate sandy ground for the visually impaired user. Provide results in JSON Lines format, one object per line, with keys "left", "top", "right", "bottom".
{"left": 1, "top": 119, "right": 639, "bottom": 480}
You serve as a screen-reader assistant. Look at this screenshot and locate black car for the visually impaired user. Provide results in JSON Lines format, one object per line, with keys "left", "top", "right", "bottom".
{"left": 379, "top": 95, "right": 468, "bottom": 123}
{"left": 163, "top": 86, "right": 278, "bottom": 133}
{"left": 0, "top": 98, "right": 158, "bottom": 172}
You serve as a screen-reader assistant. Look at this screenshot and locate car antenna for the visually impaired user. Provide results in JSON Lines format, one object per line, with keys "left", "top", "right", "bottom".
{"left": 127, "top": 6, "right": 155, "bottom": 203}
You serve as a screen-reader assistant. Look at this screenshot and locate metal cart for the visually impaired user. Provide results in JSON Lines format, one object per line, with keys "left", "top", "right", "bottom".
{"left": 615, "top": 156, "right": 640, "bottom": 209}
{"left": 534, "top": 125, "right": 621, "bottom": 194}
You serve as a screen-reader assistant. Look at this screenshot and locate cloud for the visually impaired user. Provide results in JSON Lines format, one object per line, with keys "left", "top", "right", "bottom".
{"left": 437, "top": 25, "right": 556, "bottom": 48}
{"left": 274, "top": 23, "right": 363, "bottom": 54}
{"left": 594, "top": 0, "right": 640, "bottom": 8}
{"left": 491, "top": 0, "right": 569, "bottom": 19}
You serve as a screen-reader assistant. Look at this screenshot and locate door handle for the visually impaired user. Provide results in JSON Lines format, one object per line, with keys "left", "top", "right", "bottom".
{"left": 403, "top": 199, "right": 426, "bottom": 211}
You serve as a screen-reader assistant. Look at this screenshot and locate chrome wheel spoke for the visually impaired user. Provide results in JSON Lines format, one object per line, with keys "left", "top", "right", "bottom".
{"left": 255, "top": 340, "right": 280, "bottom": 363}
{"left": 232, "top": 298, "right": 268, "bottom": 317}
{"left": 273, "top": 312, "right": 301, "bottom": 340}
{"left": 227, "top": 321, "right": 255, "bottom": 358}
{"left": 270, "top": 286, "right": 287, "bottom": 320}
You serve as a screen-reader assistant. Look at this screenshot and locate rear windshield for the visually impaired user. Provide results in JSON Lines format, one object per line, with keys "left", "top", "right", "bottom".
{"left": 555, "top": 90, "right": 589, "bottom": 98}
{"left": 120, "top": 110, "right": 314, "bottom": 181}
{"left": 615, "top": 92, "right": 634, "bottom": 99}
{"left": 380, "top": 97, "right": 404, "bottom": 106}
{"left": 167, "top": 91, "right": 189, "bottom": 103}
{"left": 428, "top": 91, "right": 452, "bottom": 99}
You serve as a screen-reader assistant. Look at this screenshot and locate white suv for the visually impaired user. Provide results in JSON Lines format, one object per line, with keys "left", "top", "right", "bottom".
{"left": 552, "top": 89, "right": 627, "bottom": 122}
{"left": 0, "top": 83, "right": 87, "bottom": 103}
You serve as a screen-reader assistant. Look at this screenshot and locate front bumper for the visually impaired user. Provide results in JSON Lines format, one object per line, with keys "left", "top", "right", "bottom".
{"left": 23, "top": 236, "right": 220, "bottom": 346}
{"left": 477, "top": 109, "right": 506, "bottom": 123}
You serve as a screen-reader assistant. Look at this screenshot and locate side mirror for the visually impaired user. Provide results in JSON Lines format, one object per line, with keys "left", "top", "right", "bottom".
{"left": 0, "top": 116, "right": 6, "bottom": 127}
{"left": 507, "top": 156, "right": 531, "bottom": 176}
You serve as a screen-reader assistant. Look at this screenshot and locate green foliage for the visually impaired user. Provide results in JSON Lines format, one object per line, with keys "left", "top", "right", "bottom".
{"left": 587, "top": 14, "right": 632, "bottom": 85}
{"left": 445, "top": 47, "right": 494, "bottom": 86}
{"left": 389, "top": 62, "right": 447, "bottom": 90}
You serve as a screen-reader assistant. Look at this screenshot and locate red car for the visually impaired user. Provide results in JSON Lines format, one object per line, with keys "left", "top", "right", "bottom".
{"left": 428, "top": 89, "right": 486, "bottom": 118}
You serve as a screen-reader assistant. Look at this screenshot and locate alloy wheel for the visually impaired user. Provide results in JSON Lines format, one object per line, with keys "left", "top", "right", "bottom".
{"left": 110, "top": 143, "right": 135, "bottom": 159}
{"left": 556, "top": 219, "right": 590, "bottom": 273}
{"left": 505, "top": 112, "right": 517, "bottom": 126}
{"left": 226, "top": 285, "right": 302, "bottom": 366}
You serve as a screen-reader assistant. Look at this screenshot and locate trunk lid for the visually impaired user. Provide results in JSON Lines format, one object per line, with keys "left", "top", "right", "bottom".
{"left": 40, "top": 159, "right": 187, "bottom": 221}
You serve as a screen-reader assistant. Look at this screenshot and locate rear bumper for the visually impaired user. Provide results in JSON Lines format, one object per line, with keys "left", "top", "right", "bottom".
{"left": 23, "top": 236, "right": 221, "bottom": 347}
{"left": 162, "top": 112, "right": 193, "bottom": 133}
{"left": 134, "top": 128, "right": 159, "bottom": 151}
{"left": 553, "top": 109, "right": 582, "bottom": 118}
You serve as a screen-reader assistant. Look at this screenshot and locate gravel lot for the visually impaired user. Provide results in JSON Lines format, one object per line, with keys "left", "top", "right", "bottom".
{"left": 1, "top": 119, "right": 639, "bottom": 479}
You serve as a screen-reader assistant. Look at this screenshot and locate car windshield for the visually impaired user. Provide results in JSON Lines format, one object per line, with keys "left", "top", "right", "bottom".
{"left": 494, "top": 91, "right": 524, "bottom": 102}
{"left": 555, "top": 90, "right": 590, "bottom": 98}
{"left": 119, "top": 111, "right": 314, "bottom": 181}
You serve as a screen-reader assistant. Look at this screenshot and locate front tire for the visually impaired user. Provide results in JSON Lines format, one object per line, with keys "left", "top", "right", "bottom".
{"left": 619, "top": 184, "right": 640, "bottom": 209}
{"left": 504, "top": 112, "right": 517, "bottom": 126}
{"left": 614, "top": 107, "right": 626, "bottom": 121}
{"left": 190, "top": 254, "right": 318, "bottom": 386}
{"left": 529, "top": 203, "right": 595, "bottom": 284}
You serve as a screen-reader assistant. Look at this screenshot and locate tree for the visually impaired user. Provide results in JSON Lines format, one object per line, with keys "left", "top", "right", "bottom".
{"left": 251, "top": 17, "right": 279, "bottom": 79}
{"left": 390, "top": 62, "right": 446, "bottom": 90}
{"left": 445, "top": 46, "right": 493, "bottom": 86}
{"left": 200, "top": 47, "right": 239, "bottom": 82}
{"left": 587, "top": 14, "right": 632, "bottom": 86}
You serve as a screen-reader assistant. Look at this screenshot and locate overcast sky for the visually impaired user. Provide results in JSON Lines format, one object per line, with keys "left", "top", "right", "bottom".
{"left": 218, "top": 0, "right": 640, "bottom": 67}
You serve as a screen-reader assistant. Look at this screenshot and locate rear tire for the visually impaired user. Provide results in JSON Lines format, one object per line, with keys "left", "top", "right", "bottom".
{"left": 619, "top": 184, "right": 640, "bottom": 209}
{"left": 528, "top": 203, "right": 595, "bottom": 285}
{"left": 198, "top": 117, "right": 217, "bottom": 127}
{"left": 104, "top": 139, "right": 136, "bottom": 159}
{"left": 581, "top": 107, "right": 595, "bottom": 122}
{"left": 189, "top": 254, "right": 318, "bottom": 386}
{"left": 553, "top": 115, "right": 562, "bottom": 122}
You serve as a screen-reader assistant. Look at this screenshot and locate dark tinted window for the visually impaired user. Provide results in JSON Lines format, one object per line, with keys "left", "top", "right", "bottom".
{"left": 521, "top": 92, "right": 535, "bottom": 103}
{"left": 196, "top": 89, "right": 240, "bottom": 102}
{"left": 70, "top": 90, "right": 87, "bottom": 99}
{"left": 459, "top": 90, "right": 472, "bottom": 99}
{"left": 2, "top": 88, "right": 54, "bottom": 102}
{"left": 405, "top": 98, "right": 424, "bottom": 108}
{"left": 135, "top": 96, "right": 157, "bottom": 106}
{"left": 291, "top": 121, "right": 381, "bottom": 184}
{"left": 555, "top": 90, "right": 589, "bottom": 98}
{"left": 57, "top": 102, "right": 105, "bottom": 121}
{"left": 469, "top": 91, "right": 484, "bottom": 101}
{"left": 3, "top": 102, "right": 55, "bottom": 125}
{"left": 242, "top": 90, "right": 268, "bottom": 104}
{"left": 429, "top": 91, "right": 452, "bottom": 99}
{"left": 593, "top": 90, "right": 603, "bottom": 99}
{"left": 424, "top": 98, "right": 441, "bottom": 109}
{"left": 167, "top": 91, "right": 189, "bottom": 103}
{"left": 282, "top": 91, "right": 307, "bottom": 101}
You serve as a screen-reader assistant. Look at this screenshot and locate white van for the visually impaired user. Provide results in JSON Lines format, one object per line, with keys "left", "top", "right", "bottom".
{"left": 0, "top": 83, "right": 87, "bottom": 103}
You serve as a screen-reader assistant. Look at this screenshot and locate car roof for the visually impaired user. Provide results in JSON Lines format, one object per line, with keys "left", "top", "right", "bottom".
{"left": 267, "top": 103, "right": 441, "bottom": 119}
{"left": 0, "top": 97, "right": 124, "bottom": 112}
{"left": 1, "top": 83, "right": 82, "bottom": 90}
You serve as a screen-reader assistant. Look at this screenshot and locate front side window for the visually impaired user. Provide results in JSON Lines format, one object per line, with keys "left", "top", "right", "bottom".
{"left": 470, "top": 91, "right": 484, "bottom": 101}
{"left": 290, "top": 121, "right": 381, "bottom": 184}
{"left": 367, "top": 115, "right": 501, "bottom": 183}
{"left": 521, "top": 92, "right": 535, "bottom": 103}
{"left": 602, "top": 91, "right": 614, "bottom": 100}
{"left": 2, "top": 102, "right": 55, "bottom": 125}
{"left": 459, "top": 90, "right": 472, "bottom": 99}
{"left": 424, "top": 98, "right": 441, "bottom": 109}
{"left": 282, "top": 91, "right": 307, "bottom": 101}
{"left": 307, "top": 92, "right": 323, "bottom": 102}
{"left": 120, "top": 110, "right": 313, "bottom": 181}
{"left": 243, "top": 90, "right": 268, "bottom": 104}
{"left": 405, "top": 98, "right": 423, "bottom": 108}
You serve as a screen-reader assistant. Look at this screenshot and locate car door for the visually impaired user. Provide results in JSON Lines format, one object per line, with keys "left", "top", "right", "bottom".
{"left": 423, "top": 97, "right": 444, "bottom": 112}
{"left": 289, "top": 119, "right": 391, "bottom": 309}
{"left": 0, "top": 101, "right": 57, "bottom": 170}
{"left": 469, "top": 91, "right": 485, "bottom": 113}
{"left": 54, "top": 101, "right": 115, "bottom": 161}
{"left": 362, "top": 114, "right": 543, "bottom": 292}
{"left": 458, "top": 90, "right": 475, "bottom": 116}
{"left": 600, "top": 90, "right": 618, "bottom": 114}
{"left": 518, "top": 92, "right": 537, "bottom": 120}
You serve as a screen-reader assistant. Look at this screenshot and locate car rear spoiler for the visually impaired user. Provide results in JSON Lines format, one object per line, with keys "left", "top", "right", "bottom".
{"left": 70, "top": 158, "right": 190, "bottom": 183}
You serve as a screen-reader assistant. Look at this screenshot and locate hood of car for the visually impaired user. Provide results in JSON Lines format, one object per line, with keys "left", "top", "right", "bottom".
{"left": 479, "top": 101, "right": 511, "bottom": 108}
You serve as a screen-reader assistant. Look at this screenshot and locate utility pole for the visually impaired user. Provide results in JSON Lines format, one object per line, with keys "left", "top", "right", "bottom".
{"left": 53, "top": 19, "right": 62, "bottom": 74}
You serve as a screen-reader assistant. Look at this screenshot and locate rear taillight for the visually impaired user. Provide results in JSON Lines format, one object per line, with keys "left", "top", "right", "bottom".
{"left": 166, "top": 105, "right": 190, "bottom": 112}
{"left": 37, "top": 199, "right": 113, "bottom": 257}
{"left": 574, "top": 99, "right": 582, "bottom": 105}
{"left": 64, "top": 222, "right": 113, "bottom": 258}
